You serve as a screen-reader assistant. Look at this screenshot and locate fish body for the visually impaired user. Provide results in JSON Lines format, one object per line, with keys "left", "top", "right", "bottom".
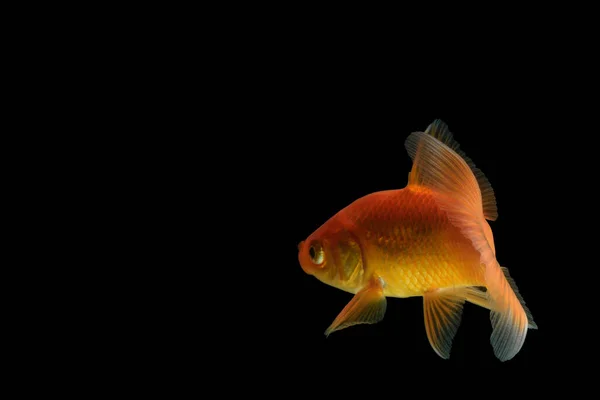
{"left": 317, "top": 187, "right": 486, "bottom": 298}
{"left": 297, "top": 120, "right": 536, "bottom": 361}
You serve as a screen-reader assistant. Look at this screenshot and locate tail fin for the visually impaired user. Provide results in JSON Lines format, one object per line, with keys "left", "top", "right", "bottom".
{"left": 501, "top": 267, "right": 537, "bottom": 329}
{"left": 405, "top": 120, "right": 535, "bottom": 361}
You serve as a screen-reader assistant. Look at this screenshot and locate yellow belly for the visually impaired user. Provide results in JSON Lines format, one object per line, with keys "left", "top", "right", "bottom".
{"left": 372, "top": 229, "right": 486, "bottom": 298}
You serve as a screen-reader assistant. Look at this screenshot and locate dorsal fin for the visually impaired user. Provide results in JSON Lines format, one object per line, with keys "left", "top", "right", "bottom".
{"left": 410, "top": 120, "right": 498, "bottom": 221}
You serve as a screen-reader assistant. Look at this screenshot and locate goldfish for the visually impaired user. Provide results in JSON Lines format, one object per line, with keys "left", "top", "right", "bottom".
{"left": 297, "top": 120, "right": 537, "bottom": 361}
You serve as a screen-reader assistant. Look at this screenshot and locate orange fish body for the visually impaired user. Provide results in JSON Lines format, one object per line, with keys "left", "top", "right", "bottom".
{"left": 298, "top": 120, "right": 536, "bottom": 361}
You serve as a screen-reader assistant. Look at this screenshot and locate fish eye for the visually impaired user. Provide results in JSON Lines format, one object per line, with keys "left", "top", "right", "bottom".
{"left": 309, "top": 242, "right": 324, "bottom": 265}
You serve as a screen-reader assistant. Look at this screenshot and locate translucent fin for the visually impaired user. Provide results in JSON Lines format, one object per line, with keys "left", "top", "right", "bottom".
{"left": 324, "top": 275, "right": 386, "bottom": 336}
{"left": 423, "top": 288, "right": 465, "bottom": 359}
{"left": 463, "top": 286, "right": 492, "bottom": 310}
{"left": 501, "top": 267, "right": 537, "bottom": 329}
{"left": 414, "top": 119, "right": 498, "bottom": 221}
{"left": 404, "top": 127, "right": 532, "bottom": 361}
{"left": 405, "top": 130, "right": 483, "bottom": 217}
{"left": 483, "top": 219, "right": 496, "bottom": 256}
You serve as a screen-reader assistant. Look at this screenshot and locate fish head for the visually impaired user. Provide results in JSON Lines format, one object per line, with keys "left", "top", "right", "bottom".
{"left": 298, "top": 219, "right": 364, "bottom": 290}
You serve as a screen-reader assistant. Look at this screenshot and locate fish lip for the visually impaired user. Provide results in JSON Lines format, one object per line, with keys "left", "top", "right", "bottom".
{"left": 297, "top": 241, "right": 305, "bottom": 251}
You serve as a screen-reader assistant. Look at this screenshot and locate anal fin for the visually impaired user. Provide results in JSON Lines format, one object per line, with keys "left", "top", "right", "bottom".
{"left": 423, "top": 288, "right": 466, "bottom": 359}
{"left": 325, "top": 275, "right": 386, "bottom": 337}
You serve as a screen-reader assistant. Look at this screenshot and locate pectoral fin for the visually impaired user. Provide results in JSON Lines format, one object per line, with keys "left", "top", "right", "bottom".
{"left": 423, "top": 288, "right": 466, "bottom": 359}
{"left": 325, "top": 275, "right": 387, "bottom": 337}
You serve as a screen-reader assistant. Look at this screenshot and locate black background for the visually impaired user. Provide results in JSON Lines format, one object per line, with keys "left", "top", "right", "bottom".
{"left": 20, "top": 6, "right": 598, "bottom": 393}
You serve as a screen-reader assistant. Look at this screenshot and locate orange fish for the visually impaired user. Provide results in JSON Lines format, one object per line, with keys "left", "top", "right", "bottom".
{"left": 297, "top": 120, "right": 536, "bottom": 361}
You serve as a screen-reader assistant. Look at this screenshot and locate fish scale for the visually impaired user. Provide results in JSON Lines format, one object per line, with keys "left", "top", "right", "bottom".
{"left": 340, "top": 187, "right": 485, "bottom": 297}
